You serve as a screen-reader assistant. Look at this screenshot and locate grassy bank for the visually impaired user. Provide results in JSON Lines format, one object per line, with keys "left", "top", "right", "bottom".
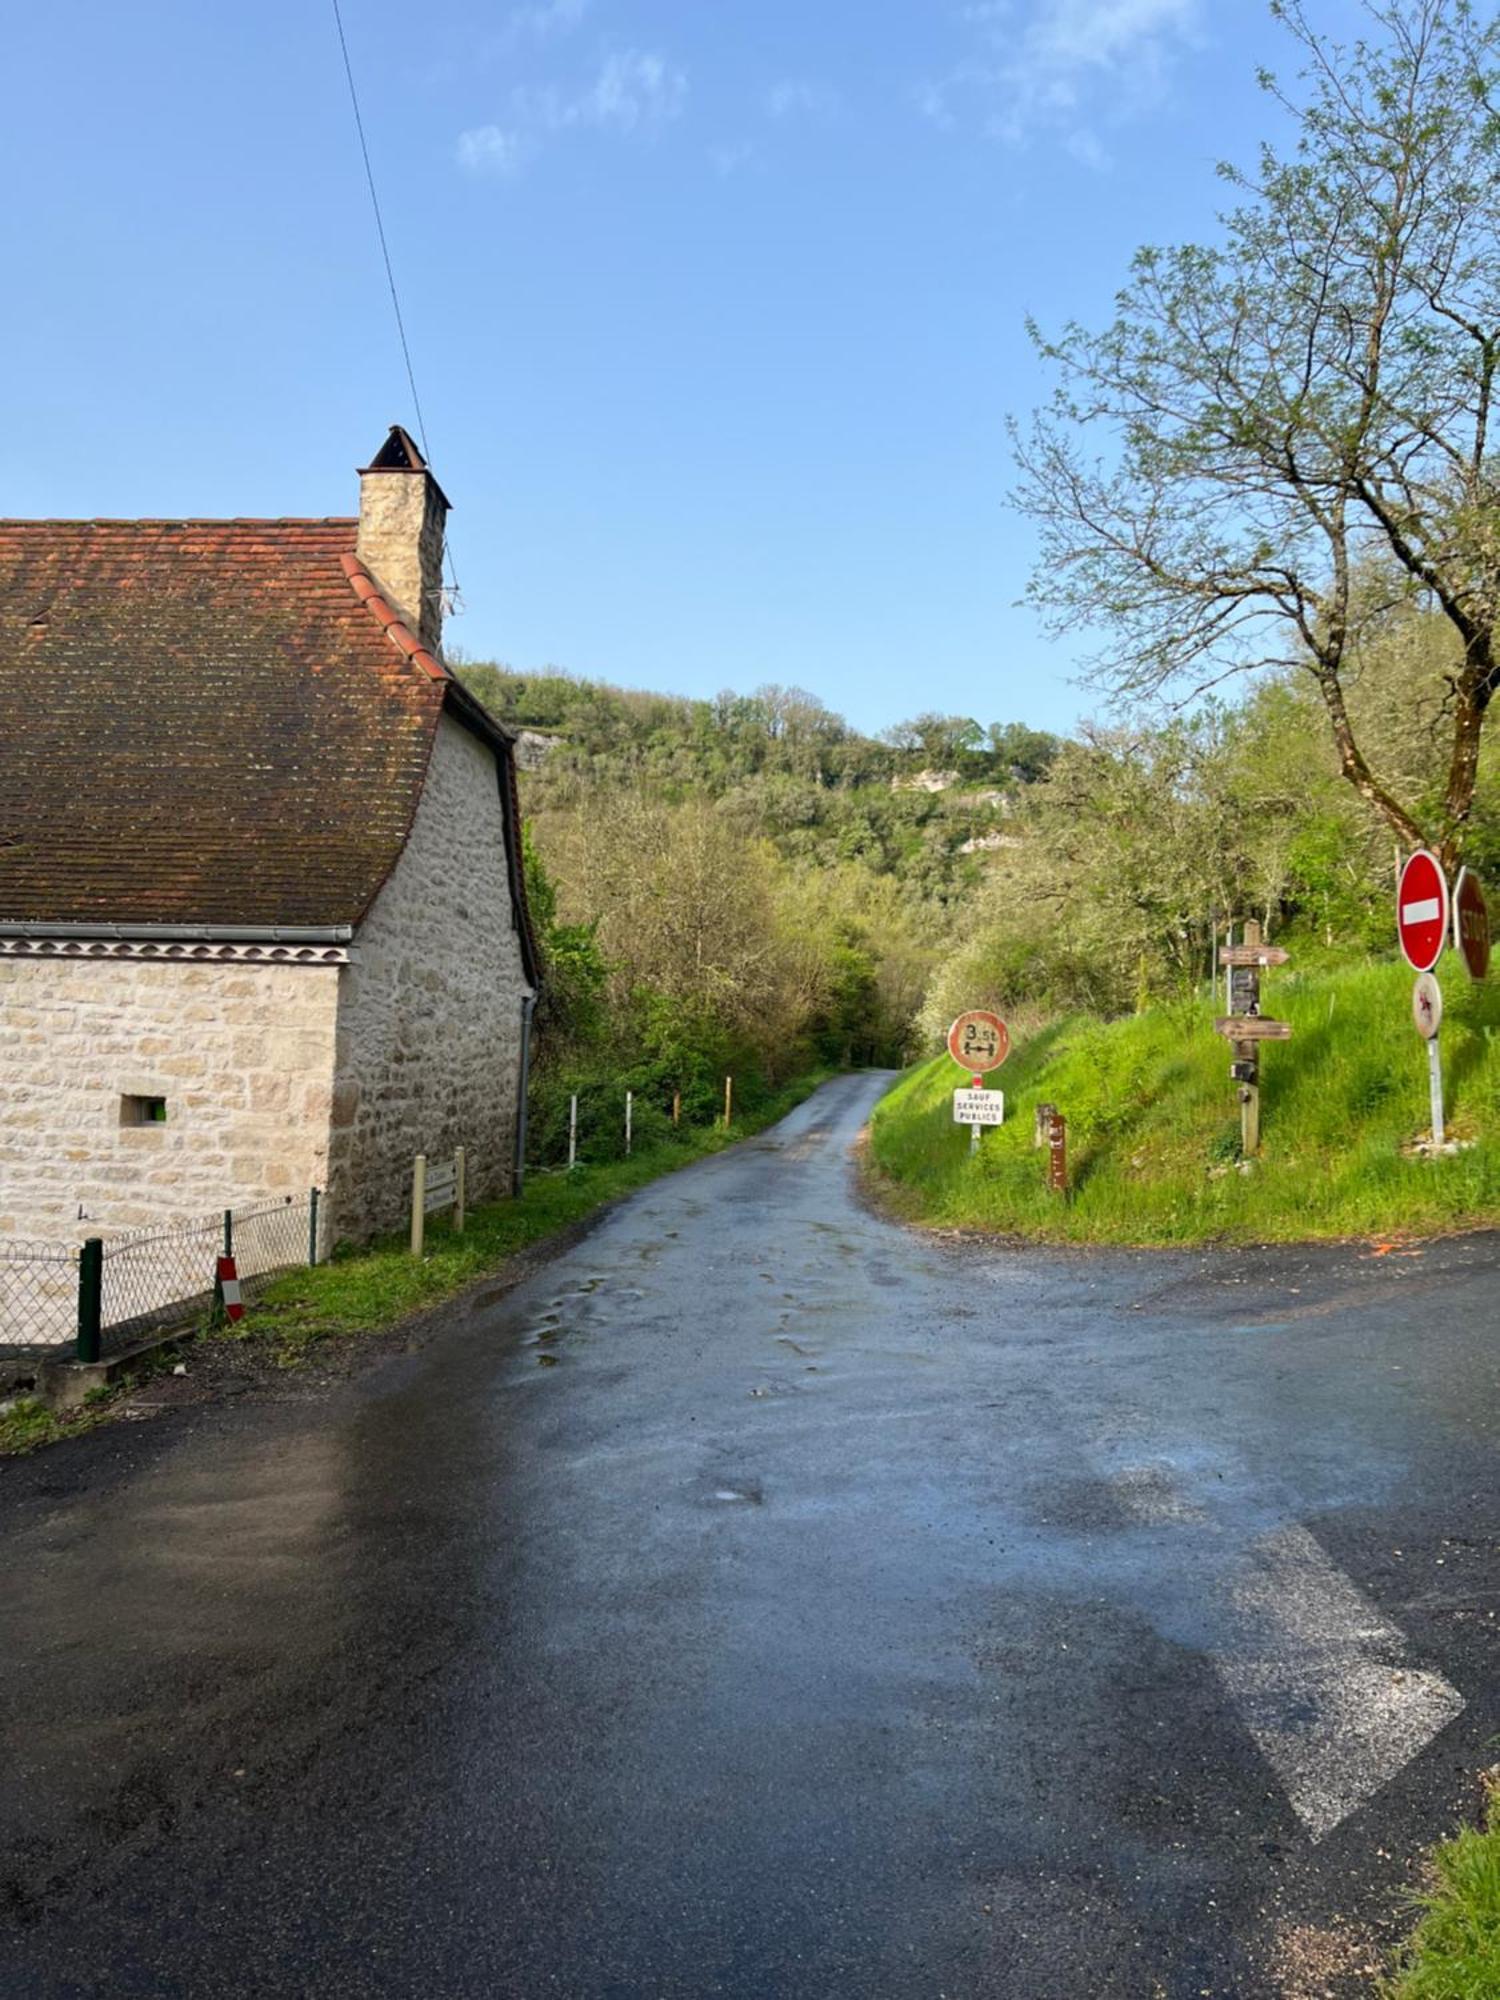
{"left": 869, "top": 960, "right": 1500, "bottom": 1245}
{"left": 1386, "top": 1782, "right": 1500, "bottom": 1997}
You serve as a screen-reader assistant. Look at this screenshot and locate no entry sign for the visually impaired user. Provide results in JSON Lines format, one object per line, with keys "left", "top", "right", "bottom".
{"left": 1397, "top": 851, "right": 1449, "bottom": 973}
{"left": 947, "top": 1011, "right": 1010, "bottom": 1074}
{"left": 1453, "top": 867, "right": 1491, "bottom": 982}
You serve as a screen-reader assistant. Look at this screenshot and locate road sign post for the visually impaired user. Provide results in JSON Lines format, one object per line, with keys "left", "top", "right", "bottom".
{"left": 1398, "top": 854, "right": 1456, "bottom": 1150}
{"left": 947, "top": 1012, "right": 1010, "bottom": 1162}
{"left": 1413, "top": 971, "right": 1446, "bottom": 1146}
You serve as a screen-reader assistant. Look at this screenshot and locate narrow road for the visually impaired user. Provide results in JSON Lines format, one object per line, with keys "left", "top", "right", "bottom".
{"left": 5, "top": 1072, "right": 1500, "bottom": 1997}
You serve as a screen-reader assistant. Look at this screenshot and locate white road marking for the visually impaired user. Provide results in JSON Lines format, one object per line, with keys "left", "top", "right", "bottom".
{"left": 1212, "top": 1525, "right": 1464, "bottom": 1841}
{"left": 1403, "top": 897, "right": 1442, "bottom": 925}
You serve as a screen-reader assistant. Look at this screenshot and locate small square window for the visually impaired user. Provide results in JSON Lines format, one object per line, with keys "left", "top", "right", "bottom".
{"left": 121, "top": 1095, "right": 168, "bottom": 1127}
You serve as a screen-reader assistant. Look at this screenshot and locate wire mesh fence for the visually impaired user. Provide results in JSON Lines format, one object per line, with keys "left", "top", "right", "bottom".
{"left": 98, "top": 1212, "right": 224, "bottom": 1356}
{"left": 0, "top": 1192, "right": 321, "bottom": 1376}
{"left": 96, "top": 1193, "right": 318, "bottom": 1357}
{"left": 230, "top": 1196, "right": 317, "bottom": 1303}
{"left": 0, "top": 1239, "right": 80, "bottom": 1383}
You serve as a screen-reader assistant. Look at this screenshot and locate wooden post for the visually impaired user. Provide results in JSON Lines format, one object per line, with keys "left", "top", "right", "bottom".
{"left": 568, "top": 1094, "right": 578, "bottom": 1171}
{"left": 625, "top": 1091, "right": 633, "bottom": 1157}
{"left": 454, "top": 1148, "right": 466, "bottom": 1234}
{"left": 1239, "top": 920, "right": 1262, "bottom": 1158}
{"left": 724, "top": 1076, "right": 734, "bottom": 1130}
{"left": 1048, "top": 1113, "right": 1068, "bottom": 1195}
{"left": 672, "top": 1090, "right": 681, "bottom": 1128}
{"left": 411, "top": 1155, "right": 426, "bottom": 1259}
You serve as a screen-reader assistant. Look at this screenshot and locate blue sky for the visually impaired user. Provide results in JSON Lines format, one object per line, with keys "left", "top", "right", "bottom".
{"left": 1, "top": 1, "right": 1359, "bottom": 735}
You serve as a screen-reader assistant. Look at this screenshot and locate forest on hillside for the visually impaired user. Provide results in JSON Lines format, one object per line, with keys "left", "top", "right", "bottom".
{"left": 458, "top": 590, "right": 1500, "bottom": 1170}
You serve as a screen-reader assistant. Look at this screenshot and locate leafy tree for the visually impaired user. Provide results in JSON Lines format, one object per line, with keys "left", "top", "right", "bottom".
{"left": 1013, "top": 0, "right": 1500, "bottom": 867}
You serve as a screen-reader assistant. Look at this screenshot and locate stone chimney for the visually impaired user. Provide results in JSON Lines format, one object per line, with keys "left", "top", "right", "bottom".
{"left": 356, "top": 425, "right": 451, "bottom": 655}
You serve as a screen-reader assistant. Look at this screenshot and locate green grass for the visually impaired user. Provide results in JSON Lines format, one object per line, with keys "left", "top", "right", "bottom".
{"left": 1387, "top": 1786, "right": 1500, "bottom": 1997}
{"left": 869, "top": 960, "right": 1500, "bottom": 1245}
{"left": 229, "top": 1069, "right": 835, "bottom": 1365}
{"left": 0, "top": 1388, "right": 118, "bottom": 1457}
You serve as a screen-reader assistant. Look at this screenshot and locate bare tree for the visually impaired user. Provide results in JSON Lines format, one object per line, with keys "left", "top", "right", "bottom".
{"left": 1012, "top": 0, "right": 1500, "bottom": 867}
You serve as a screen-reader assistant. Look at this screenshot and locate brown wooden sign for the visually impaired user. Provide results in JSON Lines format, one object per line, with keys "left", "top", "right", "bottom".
{"left": 1215, "top": 1017, "right": 1293, "bottom": 1041}
{"left": 1219, "top": 946, "right": 1291, "bottom": 968}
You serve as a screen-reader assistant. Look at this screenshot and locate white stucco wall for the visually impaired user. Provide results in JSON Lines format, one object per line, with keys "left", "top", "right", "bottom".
{"left": 0, "top": 958, "right": 340, "bottom": 1247}
{"left": 327, "top": 714, "right": 532, "bottom": 1245}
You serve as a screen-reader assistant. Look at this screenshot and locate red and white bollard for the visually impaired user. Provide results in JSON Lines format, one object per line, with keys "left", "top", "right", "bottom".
{"left": 216, "top": 1254, "right": 245, "bottom": 1324}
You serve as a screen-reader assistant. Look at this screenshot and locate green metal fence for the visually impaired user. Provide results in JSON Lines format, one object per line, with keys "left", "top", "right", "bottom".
{"left": 3, "top": 1191, "right": 323, "bottom": 1376}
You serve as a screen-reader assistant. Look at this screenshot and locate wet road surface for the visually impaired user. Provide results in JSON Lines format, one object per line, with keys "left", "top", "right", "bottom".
{"left": 4, "top": 1071, "right": 1500, "bottom": 1996}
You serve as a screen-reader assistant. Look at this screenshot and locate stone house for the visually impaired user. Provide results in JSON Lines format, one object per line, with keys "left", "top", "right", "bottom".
{"left": 0, "top": 428, "right": 540, "bottom": 1249}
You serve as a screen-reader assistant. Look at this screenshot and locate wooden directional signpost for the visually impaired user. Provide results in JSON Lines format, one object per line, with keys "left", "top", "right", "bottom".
{"left": 1214, "top": 920, "right": 1292, "bottom": 1157}
{"left": 948, "top": 1010, "right": 1009, "bottom": 1160}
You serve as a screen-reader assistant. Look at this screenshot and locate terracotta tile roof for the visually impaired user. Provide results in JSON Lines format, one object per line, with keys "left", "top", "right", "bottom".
{"left": 0, "top": 518, "right": 455, "bottom": 931}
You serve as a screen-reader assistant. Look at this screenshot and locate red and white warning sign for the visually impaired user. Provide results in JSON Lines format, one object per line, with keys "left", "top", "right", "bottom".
{"left": 1397, "top": 850, "right": 1450, "bottom": 974}
{"left": 216, "top": 1254, "right": 244, "bottom": 1323}
{"left": 947, "top": 1011, "right": 1010, "bottom": 1074}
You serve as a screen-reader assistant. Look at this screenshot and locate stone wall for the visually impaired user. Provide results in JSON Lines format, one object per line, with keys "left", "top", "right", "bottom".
{"left": 326, "top": 714, "right": 532, "bottom": 1245}
{"left": 0, "top": 958, "right": 340, "bottom": 1246}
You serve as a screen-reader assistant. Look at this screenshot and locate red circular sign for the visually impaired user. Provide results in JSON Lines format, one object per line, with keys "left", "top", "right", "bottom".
{"left": 947, "top": 1011, "right": 1010, "bottom": 1073}
{"left": 1454, "top": 866, "right": 1491, "bottom": 982}
{"left": 1397, "top": 850, "right": 1449, "bottom": 973}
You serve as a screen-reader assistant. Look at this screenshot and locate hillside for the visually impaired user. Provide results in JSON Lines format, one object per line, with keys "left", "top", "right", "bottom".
{"left": 870, "top": 959, "right": 1500, "bottom": 1245}
{"left": 457, "top": 660, "right": 1057, "bottom": 906}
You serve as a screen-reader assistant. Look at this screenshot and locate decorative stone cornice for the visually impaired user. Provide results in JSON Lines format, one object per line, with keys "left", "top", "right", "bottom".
{"left": 0, "top": 937, "right": 352, "bottom": 966}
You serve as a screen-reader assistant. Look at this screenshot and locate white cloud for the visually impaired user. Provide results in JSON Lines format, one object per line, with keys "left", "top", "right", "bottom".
{"left": 456, "top": 124, "right": 529, "bottom": 175}
{"left": 581, "top": 50, "right": 687, "bottom": 132}
{"left": 458, "top": 48, "right": 687, "bottom": 175}
{"left": 921, "top": 0, "right": 1200, "bottom": 156}
{"left": 764, "top": 78, "right": 841, "bottom": 121}
{"left": 494, "top": 0, "right": 588, "bottom": 48}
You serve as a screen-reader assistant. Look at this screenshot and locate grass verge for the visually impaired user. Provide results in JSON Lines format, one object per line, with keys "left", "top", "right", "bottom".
{"left": 218, "top": 1068, "right": 835, "bottom": 1368}
{"left": 1386, "top": 1780, "right": 1500, "bottom": 1997}
{"left": 869, "top": 959, "right": 1500, "bottom": 1246}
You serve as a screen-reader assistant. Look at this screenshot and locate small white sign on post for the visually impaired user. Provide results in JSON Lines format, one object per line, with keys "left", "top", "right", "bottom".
{"left": 953, "top": 1088, "right": 1005, "bottom": 1128}
{"left": 410, "top": 1147, "right": 467, "bottom": 1258}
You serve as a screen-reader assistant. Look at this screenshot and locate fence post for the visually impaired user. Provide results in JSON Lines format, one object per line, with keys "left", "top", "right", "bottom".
{"left": 569, "top": 1095, "right": 578, "bottom": 1171}
{"left": 308, "top": 1187, "right": 321, "bottom": 1267}
{"left": 672, "top": 1090, "right": 681, "bottom": 1128}
{"left": 76, "top": 1238, "right": 103, "bottom": 1365}
{"left": 411, "top": 1155, "right": 427, "bottom": 1259}
{"left": 455, "top": 1148, "right": 467, "bottom": 1234}
{"left": 625, "top": 1091, "right": 633, "bottom": 1158}
{"left": 724, "top": 1076, "right": 734, "bottom": 1131}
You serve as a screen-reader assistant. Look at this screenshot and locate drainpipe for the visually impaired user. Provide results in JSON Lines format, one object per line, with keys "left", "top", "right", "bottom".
{"left": 514, "top": 994, "right": 536, "bottom": 1195}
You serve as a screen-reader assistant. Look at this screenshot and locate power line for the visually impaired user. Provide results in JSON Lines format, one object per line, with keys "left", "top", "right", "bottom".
{"left": 330, "top": 0, "right": 461, "bottom": 603}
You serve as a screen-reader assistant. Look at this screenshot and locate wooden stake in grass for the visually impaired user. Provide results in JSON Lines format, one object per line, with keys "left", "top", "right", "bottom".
{"left": 724, "top": 1076, "right": 734, "bottom": 1130}
{"left": 410, "top": 1155, "right": 427, "bottom": 1258}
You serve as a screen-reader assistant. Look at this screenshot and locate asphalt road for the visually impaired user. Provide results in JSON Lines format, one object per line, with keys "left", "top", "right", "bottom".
{"left": 5, "top": 1071, "right": 1500, "bottom": 1998}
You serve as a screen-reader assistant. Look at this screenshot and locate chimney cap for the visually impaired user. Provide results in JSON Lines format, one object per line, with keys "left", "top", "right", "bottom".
{"left": 358, "top": 424, "right": 452, "bottom": 510}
